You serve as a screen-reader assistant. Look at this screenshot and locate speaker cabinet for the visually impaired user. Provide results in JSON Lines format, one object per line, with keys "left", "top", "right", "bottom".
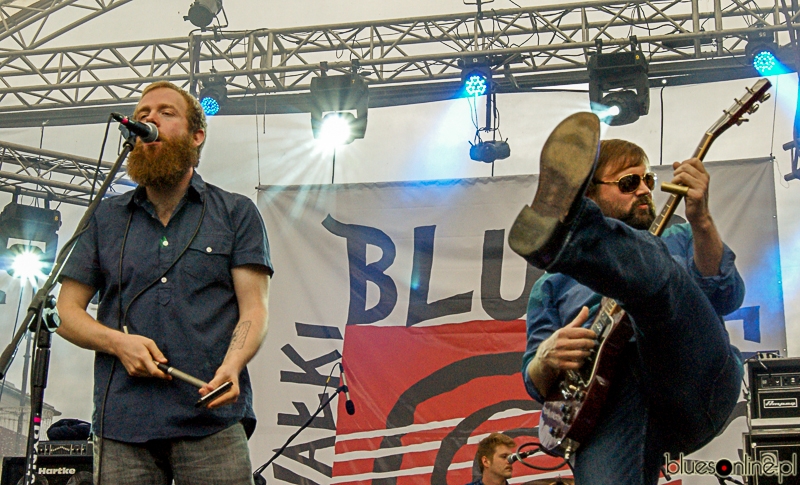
{"left": 747, "top": 357, "right": 800, "bottom": 428}
{"left": 743, "top": 429, "right": 800, "bottom": 485}
{"left": 1, "top": 455, "right": 92, "bottom": 485}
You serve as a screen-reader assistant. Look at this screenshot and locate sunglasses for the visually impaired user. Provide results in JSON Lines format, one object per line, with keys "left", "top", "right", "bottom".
{"left": 593, "top": 172, "right": 657, "bottom": 194}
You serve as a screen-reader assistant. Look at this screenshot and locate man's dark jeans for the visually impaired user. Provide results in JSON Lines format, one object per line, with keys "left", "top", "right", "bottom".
{"left": 547, "top": 199, "right": 743, "bottom": 485}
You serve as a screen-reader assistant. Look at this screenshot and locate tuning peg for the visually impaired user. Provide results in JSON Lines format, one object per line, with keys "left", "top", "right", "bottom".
{"left": 760, "top": 93, "right": 772, "bottom": 102}
{"left": 747, "top": 104, "right": 760, "bottom": 115}
{"left": 736, "top": 118, "right": 750, "bottom": 126}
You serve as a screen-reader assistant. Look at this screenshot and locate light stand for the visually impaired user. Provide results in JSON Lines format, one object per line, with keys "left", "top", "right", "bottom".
{"left": 252, "top": 384, "right": 349, "bottom": 485}
{"left": 0, "top": 128, "right": 138, "bottom": 485}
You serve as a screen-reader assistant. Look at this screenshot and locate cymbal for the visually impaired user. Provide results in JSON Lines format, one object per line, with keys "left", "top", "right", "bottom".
{"left": 520, "top": 478, "right": 574, "bottom": 485}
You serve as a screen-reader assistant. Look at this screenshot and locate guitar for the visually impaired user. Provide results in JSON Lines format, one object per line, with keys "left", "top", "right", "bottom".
{"left": 537, "top": 78, "right": 773, "bottom": 459}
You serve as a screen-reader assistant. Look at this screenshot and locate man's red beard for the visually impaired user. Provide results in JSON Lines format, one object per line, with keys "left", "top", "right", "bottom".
{"left": 126, "top": 133, "right": 198, "bottom": 190}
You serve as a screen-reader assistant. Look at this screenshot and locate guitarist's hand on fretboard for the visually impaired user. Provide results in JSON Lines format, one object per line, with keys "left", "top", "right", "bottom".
{"left": 670, "top": 157, "right": 710, "bottom": 224}
{"left": 670, "top": 157, "right": 724, "bottom": 277}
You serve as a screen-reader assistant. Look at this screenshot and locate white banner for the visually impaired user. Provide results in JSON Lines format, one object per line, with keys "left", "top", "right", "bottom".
{"left": 252, "top": 157, "right": 784, "bottom": 485}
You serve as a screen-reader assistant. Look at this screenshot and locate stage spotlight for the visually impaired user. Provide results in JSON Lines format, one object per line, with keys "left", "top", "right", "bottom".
{"left": 746, "top": 32, "right": 781, "bottom": 75}
{"left": 0, "top": 201, "right": 61, "bottom": 280}
{"left": 319, "top": 113, "right": 357, "bottom": 146}
{"left": 465, "top": 73, "right": 488, "bottom": 97}
{"left": 311, "top": 74, "right": 369, "bottom": 144}
{"left": 588, "top": 46, "right": 650, "bottom": 126}
{"left": 470, "top": 140, "right": 510, "bottom": 163}
{"left": 6, "top": 244, "right": 47, "bottom": 283}
{"left": 198, "top": 72, "right": 227, "bottom": 116}
{"left": 597, "top": 91, "right": 642, "bottom": 126}
{"left": 200, "top": 96, "right": 220, "bottom": 116}
{"left": 185, "top": 0, "right": 222, "bottom": 28}
{"left": 460, "top": 56, "right": 492, "bottom": 97}
{"left": 753, "top": 50, "right": 777, "bottom": 74}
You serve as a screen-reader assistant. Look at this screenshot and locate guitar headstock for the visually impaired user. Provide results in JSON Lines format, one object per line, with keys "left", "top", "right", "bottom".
{"left": 651, "top": 77, "right": 771, "bottom": 237}
{"left": 706, "top": 78, "right": 772, "bottom": 143}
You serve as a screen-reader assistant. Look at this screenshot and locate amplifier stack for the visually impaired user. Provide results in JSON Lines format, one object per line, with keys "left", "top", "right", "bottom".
{"left": 0, "top": 441, "right": 92, "bottom": 485}
{"left": 744, "top": 356, "right": 800, "bottom": 485}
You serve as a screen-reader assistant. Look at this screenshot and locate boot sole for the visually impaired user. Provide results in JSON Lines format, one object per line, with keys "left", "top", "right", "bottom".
{"left": 509, "top": 112, "right": 600, "bottom": 265}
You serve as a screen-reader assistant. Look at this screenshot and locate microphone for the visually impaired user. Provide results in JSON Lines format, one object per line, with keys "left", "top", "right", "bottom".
{"left": 507, "top": 450, "right": 537, "bottom": 464}
{"left": 339, "top": 363, "right": 355, "bottom": 415}
{"left": 112, "top": 112, "right": 159, "bottom": 143}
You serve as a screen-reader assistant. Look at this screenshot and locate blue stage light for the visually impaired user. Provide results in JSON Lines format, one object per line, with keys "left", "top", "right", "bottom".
{"left": 200, "top": 96, "right": 220, "bottom": 116}
{"left": 745, "top": 32, "right": 784, "bottom": 76}
{"left": 198, "top": 72, "right": 227, "bottom": 117}
{"left": 465, "top": 73, "right": 488, "bottom": 97}
{"left": 753, "top": 49, "right": 778, "bottom": 75}
{"left": 460, "top": 56, "right": 492, "bottom": 97}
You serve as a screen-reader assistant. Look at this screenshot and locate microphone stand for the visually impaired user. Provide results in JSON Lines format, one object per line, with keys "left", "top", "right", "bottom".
{"left": 252, "top": 385, "right": 349, "bottom": 485}
{"left": 0, "top": 130, "right": 138, "bottom": 485}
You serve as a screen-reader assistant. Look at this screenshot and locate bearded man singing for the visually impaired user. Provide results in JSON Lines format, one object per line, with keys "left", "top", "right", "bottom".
{"left": 57, "top": 81, "right": 272, "bottom": 485}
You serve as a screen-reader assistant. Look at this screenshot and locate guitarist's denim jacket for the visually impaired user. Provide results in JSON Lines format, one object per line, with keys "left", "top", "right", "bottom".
{"left": 521, "top": 222, "right": 744, "bottom": 405}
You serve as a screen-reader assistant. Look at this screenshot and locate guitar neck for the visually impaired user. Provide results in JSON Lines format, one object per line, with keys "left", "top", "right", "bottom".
{"left": 648, "top": 132, "right": 714, "bottom": 237}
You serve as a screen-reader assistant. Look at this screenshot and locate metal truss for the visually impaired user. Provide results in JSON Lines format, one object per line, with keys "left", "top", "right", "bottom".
{"left": 0, "top": 0, "right": 797, "bottom": 126}
{"left": 0, "top": 140, "right": 134, "bottom": 206}
{"left": 0, "top": 0, "right": 133, "bottom": 50}
{"left": 0, "top": 0, "right": 799, "bottom": 203}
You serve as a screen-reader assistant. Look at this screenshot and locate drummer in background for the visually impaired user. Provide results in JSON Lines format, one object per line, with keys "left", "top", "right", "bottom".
{"left": 467, "top": 433, "right": 515, "bottom": 485}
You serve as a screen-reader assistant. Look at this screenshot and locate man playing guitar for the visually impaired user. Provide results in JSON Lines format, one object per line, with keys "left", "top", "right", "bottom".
{"left": 509, "top": 113, "right": 745, "bottom": 484}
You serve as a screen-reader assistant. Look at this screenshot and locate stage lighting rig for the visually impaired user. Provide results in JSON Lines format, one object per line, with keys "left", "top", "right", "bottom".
{"left": 198, "top": 70, "right": 227, "bottom": 116}
{"left": 459, "top": 55, "right": 510, "bottom": 163}
{"left": 597, "top": 91, "right": 642, "bottom": 126}
{"left": 185, "top": 0, "right": 223, "bottom": 29}
{"left": 460, "top": 56, "right": 510, "bottom": 164}
{"left": 317, "top": 113, "right": 360, "bottom": 146}
{"left": 470, "top": 140, "right": 510, "bottom": 163}
{"left": 0, "top": 199, "right": 61, "bottom": 283}
{"left": 468, "top": 93, "right": 510, "bottom": 164}
{"left": 589, "top": 41, "right": 650, "bottom": 126}
{"left": 745, "top": 31, "right": 781, "bottom": 76}
{"left": 460, "top": 56, "right": 493, "bottom": 97}
{"left": 7, "top": 245, "right": 47, "bottom": 282}
{"left": 310, "top": 71, "right": 369, "bottom": 146}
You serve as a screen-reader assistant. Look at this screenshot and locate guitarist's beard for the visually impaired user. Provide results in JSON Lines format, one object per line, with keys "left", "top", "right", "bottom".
{"left": 618, "top": 195, "right": 657, "bottom": 230}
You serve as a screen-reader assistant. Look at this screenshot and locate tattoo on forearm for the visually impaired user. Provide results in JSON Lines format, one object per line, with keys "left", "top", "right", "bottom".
{"left": 228, "top": 321, "right": 251, "bottom": 352}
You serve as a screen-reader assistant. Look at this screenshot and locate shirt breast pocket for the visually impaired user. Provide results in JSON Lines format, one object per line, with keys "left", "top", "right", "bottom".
{"left": 181, "top": 234, "right": 233, "bottom": 288}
